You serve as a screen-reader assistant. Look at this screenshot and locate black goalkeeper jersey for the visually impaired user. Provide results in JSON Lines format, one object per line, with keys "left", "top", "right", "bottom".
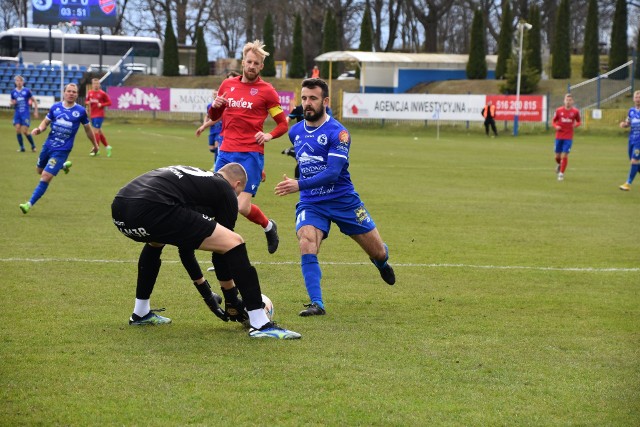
{"left": 115, "top": 165, "right": 238, "bottom": 230}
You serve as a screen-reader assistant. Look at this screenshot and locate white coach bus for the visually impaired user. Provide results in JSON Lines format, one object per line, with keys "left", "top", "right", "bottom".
{"left": 0, "top": 28, "right": 162, "bottom": 73}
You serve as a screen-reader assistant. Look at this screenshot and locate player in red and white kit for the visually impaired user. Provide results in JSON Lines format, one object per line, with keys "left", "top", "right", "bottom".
{"left": 552, "top": 93, "right": 581, "bottom": 181}
{"left": 85, "top": 78, "right": 113, "bottom": 157}
{"left": 208, "top": 40, "right": 288, "bottom": 254}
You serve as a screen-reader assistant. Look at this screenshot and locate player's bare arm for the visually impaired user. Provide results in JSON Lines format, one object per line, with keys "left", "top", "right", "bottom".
{"left": 83, "top": 123, "right": 99, "bottom": 153}
{"left": 31, "top": 117, "right": 51, "bottom": 135}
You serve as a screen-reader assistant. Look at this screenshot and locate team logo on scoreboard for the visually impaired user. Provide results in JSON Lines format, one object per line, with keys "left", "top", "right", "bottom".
{"left": 100, "top": 0, "right": 116, "bottom": 14}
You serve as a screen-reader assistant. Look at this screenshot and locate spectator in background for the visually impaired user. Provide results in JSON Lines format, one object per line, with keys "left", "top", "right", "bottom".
{"left": 11, "top": 75, "right": 38, "bottom": 152}
{"left": 481, "top": 100, "right": 498, "bottom": 137}
{"left": 311, "top": 65, "right": 320, "bottom": 78}
{"left": 85, "top": 78, "right": 113, "bottom": 157}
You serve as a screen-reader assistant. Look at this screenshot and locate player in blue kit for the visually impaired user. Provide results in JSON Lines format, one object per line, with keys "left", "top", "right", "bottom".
{"left": 619, "top": 90, "right": 640, "bottom": 191}
{"left": 19, "top": 83, "right": 99, "bottom": 214}
{"left": 274, "top": 78, "right": 395, "bottom": 317}
{"left": 11, "top": 75, "right": 39, "bottom": 152}
{"left": 196, "top": 89, "right": 224, "bottom": 170}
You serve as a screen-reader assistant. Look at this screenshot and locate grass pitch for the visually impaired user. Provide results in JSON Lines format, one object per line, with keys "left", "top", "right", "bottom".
{"left": 0, "top": 116, "right": 638, "bottom": 426}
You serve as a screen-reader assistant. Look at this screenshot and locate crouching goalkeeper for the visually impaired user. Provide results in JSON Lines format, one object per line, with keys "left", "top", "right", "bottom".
{"left": 111, "top": 163, "right": 300, "bottom": 339}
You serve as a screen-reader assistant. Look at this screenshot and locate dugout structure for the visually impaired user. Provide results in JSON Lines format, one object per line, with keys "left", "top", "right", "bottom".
{"left": 315, "top": 51, "right": 498, "bottom": 94}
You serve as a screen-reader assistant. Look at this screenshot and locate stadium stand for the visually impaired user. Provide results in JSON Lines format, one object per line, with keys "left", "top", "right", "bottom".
{"left": 0, "top": 62, "right": 88, "bottom": 99}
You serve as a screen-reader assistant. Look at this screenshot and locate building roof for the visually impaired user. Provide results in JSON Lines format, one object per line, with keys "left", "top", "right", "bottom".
{"left": 315, "top": 51, "right": 497, "bottom": 66}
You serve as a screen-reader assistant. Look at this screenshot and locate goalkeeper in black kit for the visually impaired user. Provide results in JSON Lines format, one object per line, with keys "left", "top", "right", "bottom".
{"left": 111, "top": 162, "right": 300, "bottom": 339}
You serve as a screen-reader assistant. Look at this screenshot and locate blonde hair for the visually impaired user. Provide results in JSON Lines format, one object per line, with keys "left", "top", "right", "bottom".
{"left": 242, "top": 40, "right": 269, "bottom": 62}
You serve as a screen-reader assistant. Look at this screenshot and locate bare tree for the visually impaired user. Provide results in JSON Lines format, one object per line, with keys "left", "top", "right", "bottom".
{"left": 411, "top": 0, "right": 456, "bottom": 52}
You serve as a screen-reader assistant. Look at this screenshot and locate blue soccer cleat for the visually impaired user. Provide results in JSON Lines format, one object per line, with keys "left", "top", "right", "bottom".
{"left": 248, "top": 322, "right": 301, "bottom": 339}
{"left": 129, "top": 309, "right": 172, "bottom": 326}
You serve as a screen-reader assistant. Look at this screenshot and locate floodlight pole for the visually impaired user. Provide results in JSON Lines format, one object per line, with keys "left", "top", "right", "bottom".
{"left": 58, "top": 22, "right": 73, "bottom": 100}
{"left": 514, "top": 21, "right": 532, "bottom": 136}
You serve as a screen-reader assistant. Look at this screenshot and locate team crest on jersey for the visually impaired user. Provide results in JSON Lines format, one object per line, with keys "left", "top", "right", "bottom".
{"left": 354, "top": 205, "right": 370, "bottom": 224}
{"left": 72, "top": 111, "right": 80, "bottom": 117}
{"left": 339, "top": 130, "right": 350, "bottom": 145}
{"left": 250, "top": 88, "right": 258, "bottom": 96}
{"left": 317, "top": 134, "right": 328, "bottom": 146}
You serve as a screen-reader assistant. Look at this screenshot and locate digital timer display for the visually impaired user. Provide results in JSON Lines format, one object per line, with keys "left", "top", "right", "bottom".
{"left": 33, "top": 0, "right": 117, "bottom": 27}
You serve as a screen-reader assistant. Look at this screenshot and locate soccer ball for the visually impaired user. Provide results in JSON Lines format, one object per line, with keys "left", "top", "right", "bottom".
{"left": 262, "top": 294, "right": 274, "bottom": 321}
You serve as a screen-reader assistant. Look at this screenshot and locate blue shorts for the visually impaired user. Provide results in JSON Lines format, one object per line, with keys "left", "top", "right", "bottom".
{"left": 208, "top": 133, "right": 223, "bottom": 147}
{"left": 36, "top": 145, "right": 70, "bottom": 176}
{"left": 214, "top": 150, "right": 264, "bottom": 196}
{"left": 91, "top": 117, "right": 104, "bottom": 129}
{"left": 295, "top": 194, "right": 377, "bottom": 239}
{"left": 554, "top": 139, "right": 573, "bottom": 154}
{"left": 630, "top": 141, "right": 640, "bottom": 161}
{"left": 13, "top": 112, "right": 30, "bottom": 127}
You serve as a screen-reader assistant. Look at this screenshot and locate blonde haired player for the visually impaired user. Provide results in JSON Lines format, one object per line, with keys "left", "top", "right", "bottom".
{"left": 207, "top": 40, "right": 287, "bottom": 254}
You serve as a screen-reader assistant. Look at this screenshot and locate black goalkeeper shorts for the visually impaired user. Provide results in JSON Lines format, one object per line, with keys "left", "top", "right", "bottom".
{"left": 111, "top": 197, "right": 217, "bottom": 250}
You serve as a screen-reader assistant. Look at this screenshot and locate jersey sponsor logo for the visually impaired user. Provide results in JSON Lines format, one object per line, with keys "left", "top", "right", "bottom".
{"left": 339, "top": 130, "right": 350, "bottom": 144}
{"left": 310, "top": 185, "right": 335, "bottom": 196}
{"left": 227, "top": 97, "right": 254, "bottom": 109}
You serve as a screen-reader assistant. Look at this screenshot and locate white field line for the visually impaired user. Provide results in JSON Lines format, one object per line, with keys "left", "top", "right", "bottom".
{"left": 0, "top": 258, "right": 637, "bottom": 272}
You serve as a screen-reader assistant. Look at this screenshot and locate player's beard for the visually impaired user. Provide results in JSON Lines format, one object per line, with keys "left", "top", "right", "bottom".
{"left": 304, "top": 105, "right": 324, "bottom": 123}
{"left": 244, "top": 69, "right": 259, "bottom": 82}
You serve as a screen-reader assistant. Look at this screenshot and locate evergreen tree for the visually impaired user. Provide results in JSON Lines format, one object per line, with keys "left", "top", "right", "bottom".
{"left": 289, "top": 14, "right": 306, "bottom": 78}
{"left": 551, "top": 0, "right": 571, "bottom": 79}
{"left": 466, "top": 9, "right": 487, "bottom": 79}
{"left": 582, "top": 0, "right": 599, "bottom": 78}
{"left": 500, "top": 52, "right": 540, "bottom": 94}
{"left": 262, "top": 13, "right": 276, "bottom": 77}
{"left": 608, "top": 0, "right": 628, "bottom": 79}
{"left": 163, "top": 22, "right": 179, "bottom": 76}
{"left": 358, "top": 2, "right": 373, "bottom": 52}
{"left": 495, "top": 1, "right": 513, "bottom": 80}
{"left": 321, "top": 10, "right": 339, "bottom": 79}
{"left": 355, "top": 1, "right": 373, "bottom": 78}
{"left": 194, "top": 26, "right": 209, "bottom": 76}
{"left": 525, "top": 5, "right": 542, "bottom": 76}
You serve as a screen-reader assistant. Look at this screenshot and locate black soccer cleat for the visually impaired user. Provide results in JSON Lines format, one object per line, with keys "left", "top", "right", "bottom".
{"left": 265, "top": 219, "right": 279, "bottom": 254}
{"left": 299, "top": 303, "right": 326, "bottom": 317}
{"left": 378, "top": 263, "right": 396, "bottom": 285}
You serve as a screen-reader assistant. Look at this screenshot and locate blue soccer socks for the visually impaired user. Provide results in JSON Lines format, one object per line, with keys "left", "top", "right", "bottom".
{"left": 301, "top": 254, "right": 323, "bottom": 308}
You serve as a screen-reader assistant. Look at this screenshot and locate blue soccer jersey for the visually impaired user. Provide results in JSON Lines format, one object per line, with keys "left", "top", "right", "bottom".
{"left": 12, "top": 87, "right": 33, "bottom": 123}
{"left": 627, "top": 107, "right": 640, "bottom": 144}
{"left": 289, "top": 116, "right": 356, "bottom": 202}
{"left": 44, "top": 102, "right": 89, "bottom": 151}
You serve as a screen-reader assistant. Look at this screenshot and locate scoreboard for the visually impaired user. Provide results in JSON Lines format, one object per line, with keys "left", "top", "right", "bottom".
{"left": 32, "top": 0, "right": 117, "bottom": 27}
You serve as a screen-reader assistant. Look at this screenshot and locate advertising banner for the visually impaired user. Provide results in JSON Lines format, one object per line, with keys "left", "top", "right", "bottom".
{"left": 342, "top": 93, "right": 487, "bottom": 121}
{"left": 108, "top": 87, "right": 171, "bottom": 111}
{"left": 109, "top": 87, "right": 294, "bottom": 115}
{"left": 170, "top": 88, "right": 212, "bottom": 113}
{"left": 487, "top": 94, "right": 545, "bottom": 122}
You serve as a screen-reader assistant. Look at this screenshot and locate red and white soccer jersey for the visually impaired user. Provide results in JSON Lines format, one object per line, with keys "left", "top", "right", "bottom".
{"left": 86, "top": 89, "right": 112, "bottom": 118}
{"left": 209, "top": 76, "right": 283, "bottom": 154}
{"left": 553, "top": 107, "right": 581, "bottom": 140}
